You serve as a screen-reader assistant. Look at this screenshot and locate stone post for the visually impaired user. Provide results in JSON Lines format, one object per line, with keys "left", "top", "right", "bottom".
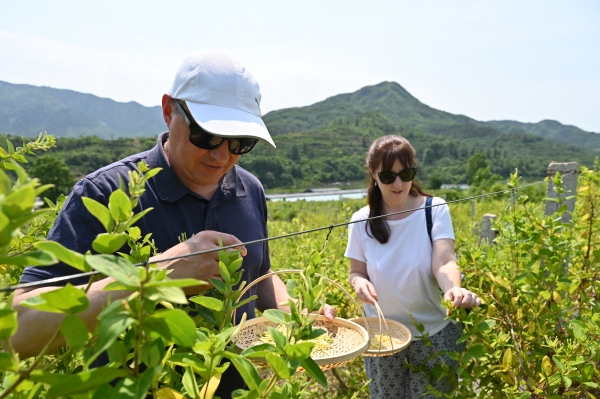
{"left": 544, "top": 162, "right": 579, "bottom": 223}
{"left": 480, "top": 214, "right": 497, "bottom": 245}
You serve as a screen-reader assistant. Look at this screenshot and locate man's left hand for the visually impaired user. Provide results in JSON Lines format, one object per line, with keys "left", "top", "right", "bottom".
{"left": 321, "top": 304, "right": 337, "bottom": 321}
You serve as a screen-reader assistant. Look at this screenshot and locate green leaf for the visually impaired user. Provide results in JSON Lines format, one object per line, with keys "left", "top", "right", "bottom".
{"left": 262, "top": 309, "right": 288, "bottom": 324}
{"left": 144, "top": 309, "right": 196, "bottom": 347}
{"left": 539, "top": 290, "right": 551, "bottom": 300}
{"left": 475, "top": 319, "right": 496, "bottom": 332}
{"left": 286, "top": 279, "right": 299, "bottom": 298}
{"left": 108, "top": 190, "right": 132, "bottom": 223}
{"left": 145, "top": 278, "right": 205, "bottom": 288}
{"left": 30, "top": 368, "right": 128, "bottom": 397}
{"left": 240, "top": 343, "right": 278, "bottom": 357}
{"left": 0, "top": 307, "right": 17, "bottom": 341}
{"left": 88, "top": 304, "right": 135, "bottom": 366}
{"left": 0, "top": 170, "right": 11, "bottom": 195}
{"left": 92, "top": 233, "right": 128, "bottom": 254}
{"left": 571, "top": 320, "right": 586, "bottom": 341}
{"left": 61, "top": 315, "right": 88, "bottom": 350}
{"left": 268, "top": 327, "right": 287, "bottom": 351}
{"left": 86, "top": 254, "right": 140, "bottom": 286}
{"left": 124, "top": 208, "right": 154, "bottom": 230}
{"left": 502, "top": 348, "right": 512, "bottom": 369}
{"left": 0, "top": 352, "right": 17, "bottom": 372}
{"left": 2, "top": 185, "right": 35, "bottom": 219}
{"left": 301, "top": 357, "right": 327, "bottom": 387}
{"left": 465, "top": 345, "right": 487, "bottom": 359}
{"left": 229, "top": 356, "right": 261, "bottom": 391}
{"left": 266, "top": 352, "right": 290, "bottom": 379}
{"left": 209, "top": 278, "right": 227, "bottom": 294}
{"left": 34, "top": 241, "right": 88, "bottom": 272}
{"left": 20, "top": 284, "right": 89, "bottom": 315}
{"left": 82, "top": 197, "right": 114, "bottom": 232}
{"left": 112, "top": 367, "right": 156, "bottom": 399}
{"left": 0, "top": 251, "right": 57, "bottom": 267}
{"left": 219, "top": 261, "right": 230, "bottom": 284}
{"left": 285, "top": 342, "right": 315, "bottom": 360}
{"left": 309, "top": 251, "right": 321, "bottom": 267}
{"left": 218, "top": 250, "right": 230, "bottom": 266}
{"left": 182, "top": 368, "right": 200, "bottom": 399}
{"left": 146, "top": 286, "right": 188, "bottom": 305}
{"left": 227, "top": 258, "right": 243, "bottom": 274}
{"left": 189, "top": 296, "right": 223, "bottom": 311}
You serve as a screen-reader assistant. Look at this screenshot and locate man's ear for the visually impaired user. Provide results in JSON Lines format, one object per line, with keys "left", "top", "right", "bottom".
{"left": 162, "top": 94, "right": 173, "bottom": 126}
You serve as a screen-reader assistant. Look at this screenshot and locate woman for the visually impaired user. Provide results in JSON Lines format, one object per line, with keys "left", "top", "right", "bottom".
{"left": 345, "top": 135, "right": 480, "bottom": 398}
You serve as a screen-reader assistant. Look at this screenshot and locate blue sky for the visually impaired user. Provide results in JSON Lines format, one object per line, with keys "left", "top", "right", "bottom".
{"left": 1, "top": 0, "right": 599, "bottom": 132}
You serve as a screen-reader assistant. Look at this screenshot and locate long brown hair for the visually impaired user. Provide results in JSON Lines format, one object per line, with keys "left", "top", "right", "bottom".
{"left": 366, "top": 135, "right": 430, "bottom": 244}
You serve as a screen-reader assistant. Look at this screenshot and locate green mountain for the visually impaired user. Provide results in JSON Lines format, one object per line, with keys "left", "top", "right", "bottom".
{"left": 483, "top": 119, "right": 600, "bottom": 149}
{"left": 240, "top": 110, "right": 595, "bottom": 189}
{"left": 263, "top": 81, "right": 600, "bottom": 151}
{"left": 2, "top": 79, "right": 598, "bottom": 190}
{"left": 0, "top": 80, "right": 164, "bottom": 139}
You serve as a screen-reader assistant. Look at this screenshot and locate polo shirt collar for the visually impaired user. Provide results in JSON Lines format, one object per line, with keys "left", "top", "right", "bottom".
{"left": 148, "top": 132, "right": 245, "bottom": 202}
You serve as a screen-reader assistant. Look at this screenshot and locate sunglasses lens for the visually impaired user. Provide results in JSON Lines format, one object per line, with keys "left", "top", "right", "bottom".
{"left": 378, "top": 171, "right": 396, "bottom": 184}
{"left": 400, "top": 168, "right": 417, "bottom": 182}
{"left": 229, "top": 138, "right": 258, "bottom": 155}
{"left": 189, "top": 128, "right": 224, "bottom": 150}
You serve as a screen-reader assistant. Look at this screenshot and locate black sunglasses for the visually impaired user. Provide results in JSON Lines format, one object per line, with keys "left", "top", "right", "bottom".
{"left": 377, "top": 167, "right": 418, "bottom": 184}
{"left": 173, "top": 100, "right": 258, "bottom": 155}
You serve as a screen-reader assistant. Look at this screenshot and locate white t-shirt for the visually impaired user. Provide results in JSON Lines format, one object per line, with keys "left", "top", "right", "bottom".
{"left": 345, "top": 196, "right": 455, "bottom": 339}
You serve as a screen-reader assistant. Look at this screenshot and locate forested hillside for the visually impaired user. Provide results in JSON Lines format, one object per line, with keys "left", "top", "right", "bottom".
{"left": 0, "top": 80, "right": 164, "bottom": 139}
{"left": 2, "top": 80, "right": 598, "bottom": 191}
{"left": 3, "top": 111, "right": 595, "bottom": 194}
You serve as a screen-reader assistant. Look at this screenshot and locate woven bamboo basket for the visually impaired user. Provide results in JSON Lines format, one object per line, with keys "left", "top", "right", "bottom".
{"left": 233, "top": 269, "right": 370, "bottom": 370}
{"left": 349, "top": 301, "right": 412, "bottom": 357}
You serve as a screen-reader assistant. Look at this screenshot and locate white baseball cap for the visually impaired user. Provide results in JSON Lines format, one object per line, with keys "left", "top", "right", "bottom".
{"left": 168, "top": 50, "right": 275, "bottom": 148}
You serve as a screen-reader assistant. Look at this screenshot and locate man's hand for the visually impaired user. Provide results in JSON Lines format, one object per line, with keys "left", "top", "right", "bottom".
{"left": 151, "top": 230, "right": 246, "bottom": 294}
{"left": 321, "top": 304, "right": 337, "bottom": 321}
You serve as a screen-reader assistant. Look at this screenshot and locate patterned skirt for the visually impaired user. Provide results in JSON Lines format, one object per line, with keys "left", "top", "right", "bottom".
{"left": 364, "top": 322, "right": 465, "bottom": 399}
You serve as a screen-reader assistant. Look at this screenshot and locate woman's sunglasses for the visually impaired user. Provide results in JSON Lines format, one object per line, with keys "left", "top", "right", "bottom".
{"left": 174, "top": 100, "right": 258, "bottom": 155}
{"left": 377, "top": 167, "right": 418, "bottom": 184}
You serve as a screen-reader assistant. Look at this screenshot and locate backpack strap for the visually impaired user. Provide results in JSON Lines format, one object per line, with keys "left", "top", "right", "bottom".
{"left": 425, "top": 196, "right": 433, "bottom": 245}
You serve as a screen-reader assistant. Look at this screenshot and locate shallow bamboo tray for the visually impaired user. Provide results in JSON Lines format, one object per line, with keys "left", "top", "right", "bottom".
{"left": 232, "top": 269, "right": 370, "bottom": 370}
{"left": 349, "top": 317, "right": 412, "bottom": 357}
{"left": 235, "top": 315, "right": 369, "bottom": 370}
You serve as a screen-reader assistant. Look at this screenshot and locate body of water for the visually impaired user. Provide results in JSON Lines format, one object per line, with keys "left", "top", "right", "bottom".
{"left": 267, "top": 189, "right": 367, "bottom": 202}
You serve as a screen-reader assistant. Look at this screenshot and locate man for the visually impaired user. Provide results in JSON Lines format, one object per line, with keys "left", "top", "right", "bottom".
{"left": 13, "top": 50, "right": 334, "bottom": 397}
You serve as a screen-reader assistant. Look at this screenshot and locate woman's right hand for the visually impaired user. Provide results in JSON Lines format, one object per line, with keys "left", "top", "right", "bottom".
{"left": 352, "top": 277, "right": 378, "bottom": 305}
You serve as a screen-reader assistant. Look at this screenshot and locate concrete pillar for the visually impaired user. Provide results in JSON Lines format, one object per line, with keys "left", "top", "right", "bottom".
{"left": 544, "top": 162, "right": 579, "bottom": 223}
{"left": 480, "top": 214, "right": 497, "bottom": 245}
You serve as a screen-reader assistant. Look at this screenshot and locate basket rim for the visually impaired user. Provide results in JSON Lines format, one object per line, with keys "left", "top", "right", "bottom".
{"left": 234, "top": 315, "right": 370, "bottom": 367}
{"left": 348, "top": 316, "right": 412, "bottom": 356}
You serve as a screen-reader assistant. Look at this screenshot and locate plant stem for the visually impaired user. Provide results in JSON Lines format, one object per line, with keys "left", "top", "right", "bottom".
{"left": 0, "top": 328, "right": 62, "bottom": 399}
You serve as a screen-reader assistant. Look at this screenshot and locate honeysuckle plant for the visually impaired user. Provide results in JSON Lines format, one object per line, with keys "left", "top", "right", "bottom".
{"left": 0, "top": 139, "right": 337, "bottom": 399}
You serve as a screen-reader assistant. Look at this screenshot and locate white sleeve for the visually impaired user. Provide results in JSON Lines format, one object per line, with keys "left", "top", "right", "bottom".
{"left": 345, "top": 214, "right": 367, "bottom": 262}
{"left": 431, "top": 197, "right": 455, "bottom": 241}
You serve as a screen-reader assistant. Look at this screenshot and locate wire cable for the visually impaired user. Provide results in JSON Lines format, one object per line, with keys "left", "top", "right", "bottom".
{"left": 0, "top": 179, "right": 547, "bottom": 293}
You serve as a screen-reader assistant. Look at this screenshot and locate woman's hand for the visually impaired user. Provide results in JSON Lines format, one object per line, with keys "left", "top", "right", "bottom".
{"left": 352, "top": 277, "right": 378, "bottom": 305}
{"left": 444, "top": 287, "right": 481, "bottom": 315}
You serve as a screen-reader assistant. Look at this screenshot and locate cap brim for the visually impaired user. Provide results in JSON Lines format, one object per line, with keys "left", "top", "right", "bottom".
{"left": 186, "top": 102, "right": 276, "bottom": 148}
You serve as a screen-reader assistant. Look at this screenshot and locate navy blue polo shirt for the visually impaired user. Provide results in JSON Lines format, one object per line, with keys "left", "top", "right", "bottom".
{"left": 21, "top": 132, "right": 271, "bottom": 322}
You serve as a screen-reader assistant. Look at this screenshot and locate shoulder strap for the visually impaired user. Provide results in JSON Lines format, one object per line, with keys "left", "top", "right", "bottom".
{"left": 425, "top": 196, "right": 433, "bottom": 245}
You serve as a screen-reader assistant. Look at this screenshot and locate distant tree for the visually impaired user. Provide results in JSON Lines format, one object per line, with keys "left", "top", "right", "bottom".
{"left": 428, "top": 175, "right": 443, "bottom": 190}
{"left": 29, "top": 155, "right": 76, "bottom": 202}
{"left": 288, "top": 144, "right": 300, "bottom": 161}
{"left": 466, "top": 153, "right": 488, "bottom": 184}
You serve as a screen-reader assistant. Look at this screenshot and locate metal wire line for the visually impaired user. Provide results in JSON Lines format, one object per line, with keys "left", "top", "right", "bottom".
{"left": 0, "top": 179, "right": 546, "bottom": 293}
